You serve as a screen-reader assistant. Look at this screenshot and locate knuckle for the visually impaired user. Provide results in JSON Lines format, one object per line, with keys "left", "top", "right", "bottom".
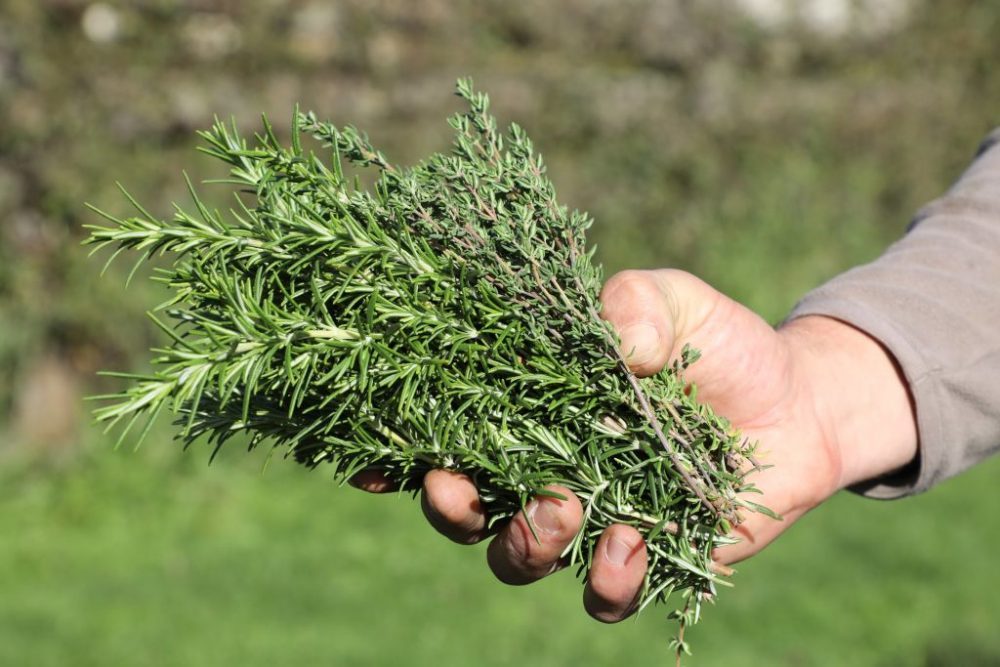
{"left": 601, "top": 270, "right": 657, "bottom": 306}
{"left": 655, "top": 267, "right": 696, "bottom": 286}
{"left": 486, "top": 514, "right": 565, "bottom": 585}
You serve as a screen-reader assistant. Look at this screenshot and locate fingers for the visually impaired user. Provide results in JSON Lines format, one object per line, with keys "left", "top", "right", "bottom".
{"left": 375, "top": 469, "right": 647, "bottom": 622}
{"left": 486, "top": 486, "right": 583, "bottom": 585}
{"left": 421, "top": 469, "right": 490, "bottom": 544}
{"left": 348, "top": 469, "right": 398, "bottom": 493}
{"left": 583, "top": 524, "right": 648, "bottom": 623}
{"left": 425, "top": 477, "right": 586, "bottom": 586}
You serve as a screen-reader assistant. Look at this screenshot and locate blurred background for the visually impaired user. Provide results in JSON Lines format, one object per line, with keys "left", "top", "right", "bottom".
{"left": 2, "top": 1, "right": 999, "bottom": 665}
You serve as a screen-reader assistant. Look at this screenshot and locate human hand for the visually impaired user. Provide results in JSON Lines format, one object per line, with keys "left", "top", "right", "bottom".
{"left": 355, "top": 268, "right": 918, "bottom": 622}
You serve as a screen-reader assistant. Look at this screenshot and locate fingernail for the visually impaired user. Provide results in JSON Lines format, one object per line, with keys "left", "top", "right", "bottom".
{"left": 529, "top": 499, "right": 562, "bottom": 535}
{"left": 619, "top": 322, "right": 660, "bottom": 367}
{"left": 605, "top": 536, "right": 633, "bottom": 566}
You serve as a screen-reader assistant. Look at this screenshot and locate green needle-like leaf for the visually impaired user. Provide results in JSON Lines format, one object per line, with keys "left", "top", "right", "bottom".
{"left": 85, "top": 79, "right": 766, "bottom": 655}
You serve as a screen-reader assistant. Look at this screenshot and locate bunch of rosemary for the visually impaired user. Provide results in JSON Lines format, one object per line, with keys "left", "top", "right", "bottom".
{"left": 86, "top": 79, "right": 762, "bottom": 653}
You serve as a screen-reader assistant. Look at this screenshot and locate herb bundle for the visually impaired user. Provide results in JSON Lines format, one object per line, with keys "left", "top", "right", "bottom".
{"left": 86, "top": 80, "right": 763, "bottom": 653}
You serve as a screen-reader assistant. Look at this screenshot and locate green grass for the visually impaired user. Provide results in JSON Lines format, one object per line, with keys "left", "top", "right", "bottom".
{"left": 2, "top": 430, "right": 998, "bottom": 667}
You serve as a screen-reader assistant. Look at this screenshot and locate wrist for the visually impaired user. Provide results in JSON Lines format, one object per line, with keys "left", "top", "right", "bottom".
{"left": 778, "top": 315, "right": 918, "bottom": 490}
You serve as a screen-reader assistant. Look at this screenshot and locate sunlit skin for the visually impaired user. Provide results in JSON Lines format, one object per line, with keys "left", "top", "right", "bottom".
{"left": 353, "top": 268, "right": 918, "bottom": 623}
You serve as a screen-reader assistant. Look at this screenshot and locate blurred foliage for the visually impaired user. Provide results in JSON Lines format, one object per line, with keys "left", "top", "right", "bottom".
{"left": 2, "top": 0, "right": 1000, "bottom": 433}
{"left": 1, "top": 0, "right": 999, "bottom": 665}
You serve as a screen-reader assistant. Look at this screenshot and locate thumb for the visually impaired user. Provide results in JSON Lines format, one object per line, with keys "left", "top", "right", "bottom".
{"left": 600, "top": 269, "right": 715, "bottom": 377}
{"left": 600, "top": 269, "right": 786, "bottom": 424}
{"left": 617, "top": 320, "right": 664, "bottom": 373}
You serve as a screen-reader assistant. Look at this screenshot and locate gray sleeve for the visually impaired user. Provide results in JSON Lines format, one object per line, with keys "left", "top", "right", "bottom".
{"left": 787, "top": 128, "right": 1000, "bottom": 499}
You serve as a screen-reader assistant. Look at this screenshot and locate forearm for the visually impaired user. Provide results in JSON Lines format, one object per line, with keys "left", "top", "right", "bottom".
{"left": 778, "top": 315, "right": 918, "bottom": 490}
{"left": 787, "top": 128, "right": 1000, "bottom": 497}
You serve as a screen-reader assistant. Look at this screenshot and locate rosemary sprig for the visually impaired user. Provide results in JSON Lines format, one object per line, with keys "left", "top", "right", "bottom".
{"left": 85, "top": 79, "right": 764, "bottom": 650}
